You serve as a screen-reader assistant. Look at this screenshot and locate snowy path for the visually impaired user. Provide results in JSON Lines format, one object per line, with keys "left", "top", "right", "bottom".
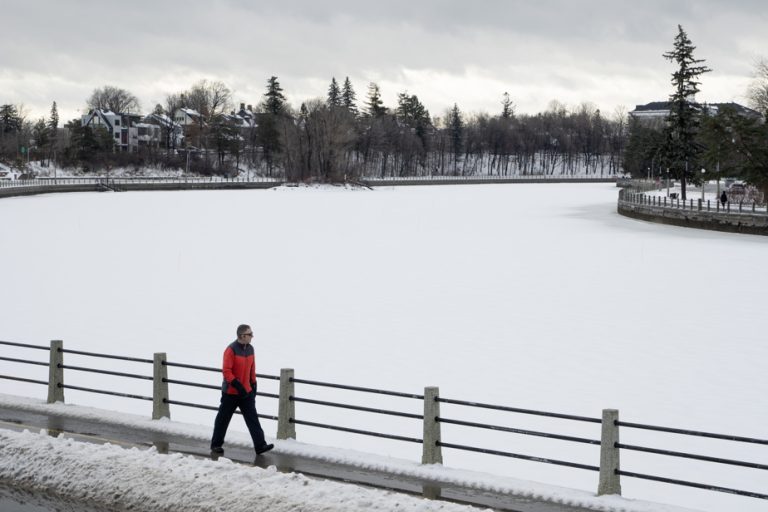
{"left": 0, "top": 395, "right": 699, "bottom": 512}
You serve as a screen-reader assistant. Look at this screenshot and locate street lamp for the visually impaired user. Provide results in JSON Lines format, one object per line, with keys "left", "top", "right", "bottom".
{"left": 666, "top": 168, "right": 670, "bottom": 197}
{"left": 701, "top": 168, "right": 706, "bottom": 202}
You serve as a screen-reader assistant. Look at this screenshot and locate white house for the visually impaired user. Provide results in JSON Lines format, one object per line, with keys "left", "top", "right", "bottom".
{"left": 81, "top": 110, "right": 161, "bottom": 152}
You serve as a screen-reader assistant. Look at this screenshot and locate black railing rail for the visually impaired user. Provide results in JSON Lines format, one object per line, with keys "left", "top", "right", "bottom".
{"left": 60, "top": 348, "right": 153, "bottom": 364}
{"left": 291, "top": 418, "right": 423, "bottom": 444}
{"left": 0, "top": 356, "right": 48, "bottom": 367}
{"left": 437, "top": 396, "right": 602, "bottom": 423}
{"left": 437, "top": 441, "right": 600, "bottom": 472}
{"left": 59, "top": 364, "right": 152, "bottom": 381}
{"left": 163, "top": 360, "right": 280, "bottom": 380}
{"left": 291, "top": 396, "right": 423, "bottom": 420}
{"left": 59, "top": 383, "right": 152, "bottom": 402}
{"left": 438, "top": 417, "right": 600, "bottom": 445}
{"left": 290, "top": 376, "right": 424, "bottom": 399}
{"left": 617, "top": 470, "right": 768, "bottom": 500}
{"left": 616, "top": 443, "right": 768, "bottom": 471}
{"left": 164, "top": 399, "right": 278, "bottom": 421}
{"left": 617, "top": 420, "right": 768, "bottom": 445}
{"left": 0, "top": 340, "right": 51, "bottom": 351}
{"left": 0, "top": 374, "right": 47, "bottom": 386}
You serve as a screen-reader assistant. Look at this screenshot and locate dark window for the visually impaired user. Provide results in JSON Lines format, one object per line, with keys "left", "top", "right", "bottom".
{"left": 114, "top": 120, "right": 120, "bottom": 126}
{"left": 114, "top": 133, "right": 120, "bottom": 139}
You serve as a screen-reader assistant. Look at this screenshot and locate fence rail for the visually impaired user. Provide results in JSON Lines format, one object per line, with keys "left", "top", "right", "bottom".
{"left": 1, "top": 338, "right": 765, "bottom": 504}
{"left": 0, "top": 174, "right": 619, "bottom": 197}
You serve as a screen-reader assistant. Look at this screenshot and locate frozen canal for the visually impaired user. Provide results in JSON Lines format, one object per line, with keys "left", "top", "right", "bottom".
{"left": 0, "top": 183, "right": 766, "bottom": 512}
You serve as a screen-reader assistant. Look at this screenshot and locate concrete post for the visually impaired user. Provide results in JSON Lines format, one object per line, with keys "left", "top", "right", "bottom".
{"left": 597, "top": 409, "right": 621, "bottom": 496}
{"left": 152, "top": 352, "right": 170, "bottom": 420}
{"left": 47, "top": 340, "right": 64, "bottom": 403}
{"left": 422, "top": 386, "right": 443, "bottom": 465}
{"left": 277, "top": 368, "right": 296, "bottom": 440}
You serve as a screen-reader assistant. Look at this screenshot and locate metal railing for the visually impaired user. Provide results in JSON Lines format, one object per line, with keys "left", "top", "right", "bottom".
{"left": 1, "top": 338, "right": 766, "bottom": 503}
{"left": 619, "top": 188, "right": 768, "bottom": 216}
{"left": 0, "top": 173, "right": 618, "bottom": 192}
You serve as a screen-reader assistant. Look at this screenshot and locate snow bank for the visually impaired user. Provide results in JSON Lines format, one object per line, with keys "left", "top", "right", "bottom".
{"left": 0, "top": 429, "right": 486, "bottom": 512}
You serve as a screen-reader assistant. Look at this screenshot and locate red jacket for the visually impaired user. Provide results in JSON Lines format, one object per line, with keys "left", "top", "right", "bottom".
{"left": 221, "top": 341, "right": 256, "bottom": 395}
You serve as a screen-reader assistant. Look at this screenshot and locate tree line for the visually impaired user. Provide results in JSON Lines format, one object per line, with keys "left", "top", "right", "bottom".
{"left": 2, "top": 34, "right": 766, "bottom": 185}
{"left": 1, "top": 78, "right": 628, "bottom": 180}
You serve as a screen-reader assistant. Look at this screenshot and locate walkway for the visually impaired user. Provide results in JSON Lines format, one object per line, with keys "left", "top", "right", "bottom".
{"left": 0, "top": 405, "right": 594, "bottom": 512}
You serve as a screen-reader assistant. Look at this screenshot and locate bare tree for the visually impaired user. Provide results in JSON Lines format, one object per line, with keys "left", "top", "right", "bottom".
{"left": 87, "top": 85, "right": 141, "bottom": 113}
{"left": 184, "top": 79, "right": 232, "bottom": 119}
{"left": 747, "top": 58, "right": 768, "bottom": 117}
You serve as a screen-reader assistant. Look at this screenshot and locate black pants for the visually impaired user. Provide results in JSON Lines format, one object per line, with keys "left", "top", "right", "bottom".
{"left": 211, "top": 392, "right": 266, "bottom": 450}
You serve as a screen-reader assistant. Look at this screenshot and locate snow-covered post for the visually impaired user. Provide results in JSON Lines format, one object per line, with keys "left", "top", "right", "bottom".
{"left": 422, "top": 386, "right": 443, "bottom": 465}
{"left": 597, "top": 408, "right": 621, "bottom": 496}
{"left": 277, "top": 368, "right": 296, "bottom": 440}
{"left": 152, "top": 352, "right": 170, "bottom": 420}
{"left": 47, "top": 340, "right": 64, "bottom": 403}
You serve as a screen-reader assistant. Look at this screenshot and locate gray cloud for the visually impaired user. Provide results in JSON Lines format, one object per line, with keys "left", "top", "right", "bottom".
{"left": 1, "top": 0, "right": 766, "bottom": 122}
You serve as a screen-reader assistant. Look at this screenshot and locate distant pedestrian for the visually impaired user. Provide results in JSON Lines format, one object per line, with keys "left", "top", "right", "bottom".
{"left": 720, "top": 191, "right": 728, "bottom": 208}
{"left": 210, "top": 324, "right": 274, "bottom": 457}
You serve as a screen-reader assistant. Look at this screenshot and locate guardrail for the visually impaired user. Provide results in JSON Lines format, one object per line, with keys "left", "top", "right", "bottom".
{"left": 0, "top": 174, "right": 618, "bottom": 195}
{"left": 617, "top": 188, "right": 768, "bottom": 235}
{"left": 1, "top": 338, "right": 766, "bottom": 502}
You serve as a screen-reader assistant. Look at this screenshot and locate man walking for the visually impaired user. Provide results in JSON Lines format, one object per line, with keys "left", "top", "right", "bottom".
{"left": 210, "top": 324, "right": 274, "bottom": 456}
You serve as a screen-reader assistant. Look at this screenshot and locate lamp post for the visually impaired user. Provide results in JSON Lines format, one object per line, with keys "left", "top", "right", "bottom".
{"left": 666, "top": 168, "right": 670, "bottom": 197}
{"left": 701, "top": 168, "right": 706, "bottom": 202}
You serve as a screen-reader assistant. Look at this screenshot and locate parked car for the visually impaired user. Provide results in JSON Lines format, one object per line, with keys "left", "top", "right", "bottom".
{"left": 728, "top": 183, "right": 746, "bottom": 194}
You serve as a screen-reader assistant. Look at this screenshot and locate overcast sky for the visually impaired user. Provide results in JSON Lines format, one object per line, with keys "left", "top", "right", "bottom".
{"left": 2, "top": 0, "right": 766, "bottom": 123}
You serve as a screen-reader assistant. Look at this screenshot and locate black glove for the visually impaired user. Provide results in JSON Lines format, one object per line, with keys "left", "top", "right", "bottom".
{"left": 250, "top": 381, "right": 257, "bottom": 393}
{"left": 231, "top": 379, "right": 248, "bottom": 398}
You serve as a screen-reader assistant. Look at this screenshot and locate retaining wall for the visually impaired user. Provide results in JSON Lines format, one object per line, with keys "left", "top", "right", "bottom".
{"left": 617, "top": 192, "right": 768, "bottom": 236}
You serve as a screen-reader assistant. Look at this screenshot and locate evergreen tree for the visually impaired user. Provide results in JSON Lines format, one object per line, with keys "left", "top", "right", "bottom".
{"left": 501, "top": 92, "right": 515, "bottom": 119}
{"left": 259, "top": 76, "right": 288, "bottom": 173}
{"left": 48, "top": 101, "right": 59, "bottom": 132}
{"left": 0, "top": 104, "right": 22, "bottom": 133}
{"left": 47, "top": 101, "right": 59, "bottom": 165}
{"left": 662, "top": 24, "right": 711, "bottom": 199}
{"left": 396, "top": 93, "right": 431, "bottom": 150}
{"left": 33, "top": 118, "right": 49, "bottom": 159}
{"left": 262, "top": 76, "right": 287, "bottom": 115}
{"left": 364, "top": 82, "right": 387, "bottom": 117}
{"left": 448, "top": 104, "right": 463, "bottom": 170}
{"left": 327, "top": 77, "right": 341, "bottom": 108}
{"left": 341, "top": 77, "right": 357, "bottom": 115}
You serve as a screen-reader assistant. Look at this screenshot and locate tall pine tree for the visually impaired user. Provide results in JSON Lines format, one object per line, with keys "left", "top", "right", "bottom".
{"left": 327, "top": 77, "right": 341, "bottom": 108}
{"left": 262, "top": 76, "right": 287, "bottom": 115}
{"left": 365, "top": 83, "right": 387, "bottom": 118}
{"left": 259, "top": 76, "right": 288, "bottom": 174}
{"left": 448, "top": 104, "right": 463, "bottom": 172}
{"left": 341, "top": 77, "right": 357, "bottom": 115}
{"left": 662, "top": 25, "right": 711, "bottom": 200}
{"left": 501, "top": 92, "right": 514, "bottom": 119}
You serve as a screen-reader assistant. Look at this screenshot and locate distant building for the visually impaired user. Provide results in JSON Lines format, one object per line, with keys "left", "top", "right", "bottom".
{"left": 81, "top": 110, "right": 161, "bottom": 152}
{"left": 144, "top": 113, "right": 183, "bottom": 148}
{"left": 630, "top": 101, "right": 763, "bottom": 127}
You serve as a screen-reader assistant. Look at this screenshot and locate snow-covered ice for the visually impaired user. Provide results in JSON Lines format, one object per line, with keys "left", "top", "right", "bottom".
{"left": 0, "top": 183, "right": 766, "bottom": 512}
